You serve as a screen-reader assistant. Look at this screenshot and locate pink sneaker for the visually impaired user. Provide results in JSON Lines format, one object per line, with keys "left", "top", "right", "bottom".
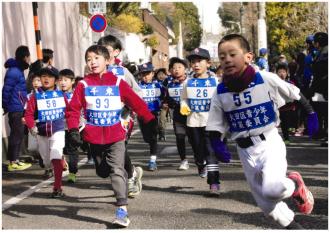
{"left": 288, "top": 171, "right": 314, "bottom": 214}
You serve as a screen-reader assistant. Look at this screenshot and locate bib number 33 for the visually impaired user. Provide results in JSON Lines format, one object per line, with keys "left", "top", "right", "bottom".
{"left": 233, "top": 91, "right": 252, "bottom": 106}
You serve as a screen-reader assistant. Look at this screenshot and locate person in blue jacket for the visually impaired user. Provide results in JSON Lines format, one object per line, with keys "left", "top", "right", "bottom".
{"left": 2, "top": 45, "right": 32, "bottom": 171}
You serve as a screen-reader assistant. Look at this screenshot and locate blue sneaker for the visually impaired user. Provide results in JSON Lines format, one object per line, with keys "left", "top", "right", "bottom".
{"left": 112, "top": 208, "right": 130, "bottom": 227}
{"left": 148, "top": 161, "right": 157, "bottom": 171}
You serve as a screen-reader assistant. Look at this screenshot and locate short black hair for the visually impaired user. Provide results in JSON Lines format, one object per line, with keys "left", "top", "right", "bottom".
{"left": 97, "top": 34, "right": 122, "bottom": 51}
{"left": 276, "top": 62, "right": 288, "bottom": 72}
{"left": 155, "top": 68, "right": 167, "bottom": 77}
{"left": 85, "top": 45, "right": 110, "bottom": 62}
{"left": 42, "top": 48, "right": 54, "bottom": 63}
{"left": 169, "top": 57, "right": 188, "bottom": 70}
{"left": 15, "top": 45, "right": 30, "bottom": 61}
{"left": 314, "top": 32, "right": 328, "bottom": 47}
{"left": 218, "top": 34, "right": 251, "bottom": 53}
{"left": 59, "top": 69, "right": 75, "bottom": 79}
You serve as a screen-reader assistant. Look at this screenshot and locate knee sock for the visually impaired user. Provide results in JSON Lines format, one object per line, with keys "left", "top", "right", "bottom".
{"left": 52, "top": 159, "right": 63, "bottom": 191}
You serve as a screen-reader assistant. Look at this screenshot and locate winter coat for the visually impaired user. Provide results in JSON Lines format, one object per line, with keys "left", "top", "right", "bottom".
{"left": 2, "top": 58, "right": 28, "bottom": 112}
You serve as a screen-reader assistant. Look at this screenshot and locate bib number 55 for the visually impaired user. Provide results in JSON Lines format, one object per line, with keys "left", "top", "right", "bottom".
{"left": 233, "top": 91, "right": 252, "bottom": 106}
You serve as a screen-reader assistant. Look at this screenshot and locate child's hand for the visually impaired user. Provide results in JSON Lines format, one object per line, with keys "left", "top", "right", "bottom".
{"left": 68, "top": 128, "right": 82, "bottom": 147}
{"left": 307, "top": 112, "right": 319, "bottom": 138}
{"left": 210, "top": 138, "right": 231, "bottom": 163}
{"left": 29, "top": 126, "right": 38, "bottom": 137}
{"left": 180, "top": 105, "right": 191, "bottom": 116}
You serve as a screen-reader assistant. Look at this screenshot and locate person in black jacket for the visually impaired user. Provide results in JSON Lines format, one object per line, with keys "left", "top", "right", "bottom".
{"left": 310, "top": 32, "right": 328, "bottom": 146}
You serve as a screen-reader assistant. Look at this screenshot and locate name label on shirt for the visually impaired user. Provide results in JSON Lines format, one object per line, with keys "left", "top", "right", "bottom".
{"left": 187, "top": 77, "right": 217, "bottom": 112}
{"left": 36, "top": 90, "right": 66, "bottom": 122}
{"left": 85, "top": 86, "right": 121, "bottom": 126}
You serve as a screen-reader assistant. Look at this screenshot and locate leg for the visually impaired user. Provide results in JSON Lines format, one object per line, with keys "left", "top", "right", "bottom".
{"left": 237, "top": 128, "right": 296, "bottom": 228}
{"left": 104, "top": 140, "right": 128, "bottom": 206}
{"left": 7, "top": 112, "right": 25, "bottom": 162}
{"left": 49, "top": 131, "right": 65, "bottom": 196}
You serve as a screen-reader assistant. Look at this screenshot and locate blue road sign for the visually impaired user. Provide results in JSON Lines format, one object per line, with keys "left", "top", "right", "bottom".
{"left": 90, "top": 14, "right": 107, "bottom": 33}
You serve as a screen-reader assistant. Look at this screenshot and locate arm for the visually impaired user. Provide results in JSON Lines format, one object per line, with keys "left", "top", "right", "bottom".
{"left": 124, "top": 67, "right": 143, "bottom": 98}
{"left": 24, "top": 94, "right": 37, "bottom": 129}
{"left": 179, "top": 80, "right": 191, "bottom": 115}
{"left": 66, "top": 82, "right": 85, "bottom": 130}
{"left": 119, "top": 79, "right": 154, "bottom": 123}
{"left": 2, "top": 69, "right": 17, "bottom": 111}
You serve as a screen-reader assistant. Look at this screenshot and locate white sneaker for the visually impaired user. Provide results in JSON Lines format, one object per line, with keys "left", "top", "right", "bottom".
{"left": 178, "top": 160, "right": 189, "bottom": 170}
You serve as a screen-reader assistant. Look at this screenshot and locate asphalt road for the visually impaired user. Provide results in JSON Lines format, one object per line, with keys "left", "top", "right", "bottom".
{"left": 2, "top": 124, "right": 328, "bottom": 230}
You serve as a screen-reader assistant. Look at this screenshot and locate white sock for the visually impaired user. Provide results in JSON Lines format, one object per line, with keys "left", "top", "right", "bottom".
{"left": 150, "top": 155, "right": 157, "bottom": 162}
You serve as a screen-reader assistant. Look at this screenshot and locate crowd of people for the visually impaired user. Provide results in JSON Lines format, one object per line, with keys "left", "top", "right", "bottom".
{"left": 2, "top": 31, "right": 327, "bottom": 229}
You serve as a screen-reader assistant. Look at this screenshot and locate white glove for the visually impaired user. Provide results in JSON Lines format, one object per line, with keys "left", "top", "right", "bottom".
{"left": 29, "top": 126, "right": 38, "bottom": 137}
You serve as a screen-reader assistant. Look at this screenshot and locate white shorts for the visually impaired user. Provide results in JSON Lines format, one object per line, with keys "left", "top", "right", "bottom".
{"left": 37, "top": 131, "right": 65, "bottom": 168}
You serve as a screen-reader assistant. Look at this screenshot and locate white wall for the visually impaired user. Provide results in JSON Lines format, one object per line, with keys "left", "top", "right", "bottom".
{"left": 2, "top": 2, "right": 93, "bottom": 138}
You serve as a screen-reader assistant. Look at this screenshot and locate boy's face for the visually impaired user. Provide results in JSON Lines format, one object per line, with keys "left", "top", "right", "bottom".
{"left": 190, "top": 57, "right": 210, "bottom": 76}
{"left": 59, "top": 75, "right": 74, "bottom": 92}
{"left": 141, "top": 71, "right": 154, "bottom": 83}
{"left": 105, "top": 45, "right": 120, "bottom": 64}
{"left": 218, "top": 40, "right": 253, "bottom": 76}
{"left": 32, "top": 76, "right": 41, "bottom": 90}
{"left": 40, "top": 75, "right": 56, "bottom": 90}
{"left": 86, "top": 51, "right": 108, "bottom": 75}
{"left": 171, "top": 63, "right": 186, "bottom": 81}
{"left": 277, "top": 69, "right": 287, "bottom": 80}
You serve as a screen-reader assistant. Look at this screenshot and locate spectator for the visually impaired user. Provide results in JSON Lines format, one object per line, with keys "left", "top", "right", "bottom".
{"left": 2, "top": 45, "right": 32, "bottom": 171}
{"left": 256, "top": 48, "right": 269, "bottom": 71}
{"left": 310, "top": 32, "right": 328, "bottom": 146}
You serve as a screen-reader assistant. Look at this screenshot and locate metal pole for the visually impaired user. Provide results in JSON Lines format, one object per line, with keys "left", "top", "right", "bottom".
{"left": 257, "top": 2, "right": 267, "bottom": 51}
{"left": 32, "top": 2, "right": 43, "bottom": 60}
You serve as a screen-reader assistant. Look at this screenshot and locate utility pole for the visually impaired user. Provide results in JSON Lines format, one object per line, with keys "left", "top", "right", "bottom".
{"left": 177, "top": 21, "right": 183, "bottom": 59}
{"left": 257, "top": 2, "right": 267, "bottom": 51}
{"left": 239, "top": 3, "right": 244, "bottom": 34}
{"left": 32, "top": 2, "right": 43, "bottom": 60}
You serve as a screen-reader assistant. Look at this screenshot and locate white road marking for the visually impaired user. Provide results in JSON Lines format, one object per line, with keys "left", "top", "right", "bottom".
{"left": 2, "top": 129, "right": 142, "bottom": 211}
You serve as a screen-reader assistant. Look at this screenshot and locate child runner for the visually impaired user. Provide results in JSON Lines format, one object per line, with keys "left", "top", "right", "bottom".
{"left": 97, "top": 35, "right": 144, "bottom": 198}
{"left": 25, "top": 66, "right": 68, "bottom": 197}
{"left": 180, "top": 48, "right": 222, "bottom": 195}
{"left": 58, "top": 69, "right": 81, "bottom": 183}
{"left": 165, "top": 57, "right": 190, "bottom": 170}
{"left": 206, "top": 34, "right": 318, "bottom": 229}
{"left": 138, "top": 62, "right": 164, "bottom": 171}
{"left": 66, "top": 45, "right": 156, "bottom": 227}
{"left": 276, "top": 63, "right": 297, "bottom": 145}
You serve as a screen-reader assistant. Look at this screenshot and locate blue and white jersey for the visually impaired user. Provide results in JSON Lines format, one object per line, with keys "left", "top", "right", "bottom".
{"left": 186, "top": 77, "right": 217, "bottom": 112}
{"left": 167, "top": 81, "right": 183, "bottom": 103}
{"left": 84, "top": 85, "right": 122, "bottom": 126}
{"left": 108, "top": 65, "right": 125, "bottom": 80}
{"left": 206, "top": 70, "right": 301, "bottom": 140}
{"left": 217, "top": 73, "right": 276, "bottom": 133}
{"left": 36, "top": 90, "right": 66, "bottom": 122}
{"left": 139, "top": 81, "right": 162, "bottom": 112}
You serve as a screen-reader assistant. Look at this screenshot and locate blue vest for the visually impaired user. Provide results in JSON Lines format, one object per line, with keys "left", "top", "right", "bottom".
{"left": 35, "top": 90, "right": 66, "bottom": 122}
{"left": 167, "top": 81, "right": 183, "bottom": 103}
{"left": 139, "top": 81, "right": 162, "bottom": 112}
{"left": 108, "top": 65, "right": 125, "bottom": 79}
{"left": 84, "top": 85, "right": 122, "bottom": 126}
{"left": 186, "top": 77, "right": 217, "bottom": 112}
{"left": 217, "top": 73, "right": 276, "bottom": 133}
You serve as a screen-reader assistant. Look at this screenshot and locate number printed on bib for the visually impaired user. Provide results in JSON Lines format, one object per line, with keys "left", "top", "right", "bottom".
{"left": 36, "top": 90, "right": 66, "bottom": 122}
{"left": 85, "top": 86, "right": 122, "bottom": 126}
